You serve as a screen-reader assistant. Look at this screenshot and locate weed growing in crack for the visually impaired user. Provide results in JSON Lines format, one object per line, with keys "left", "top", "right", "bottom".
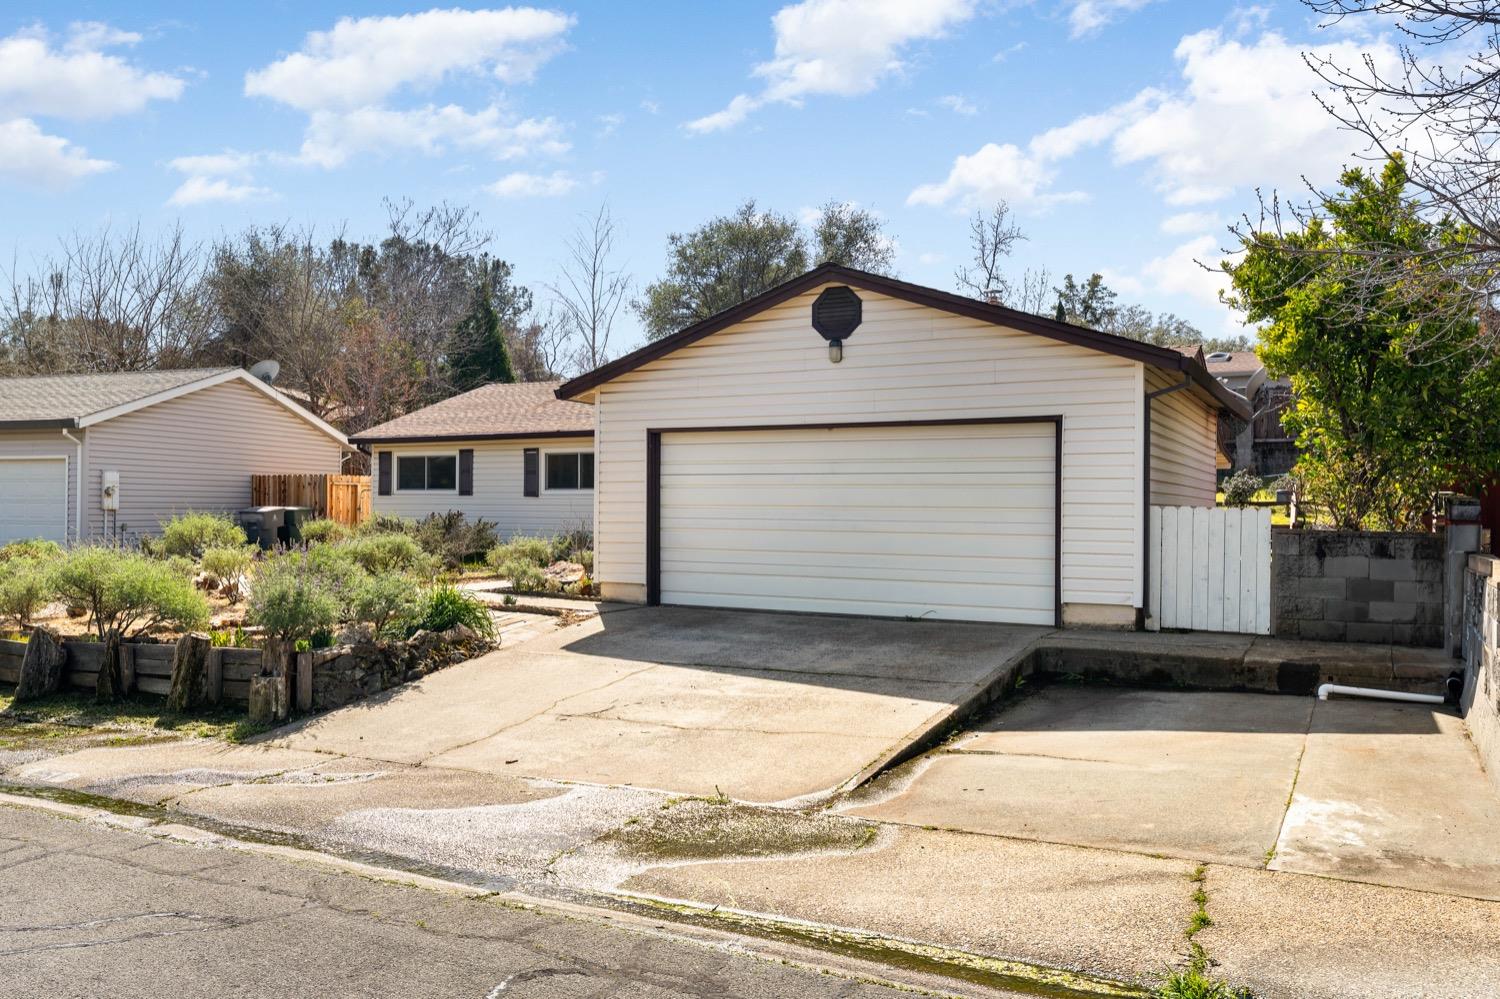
{"left": 1153, "top": 865, "right": 1255, "bottom": 999}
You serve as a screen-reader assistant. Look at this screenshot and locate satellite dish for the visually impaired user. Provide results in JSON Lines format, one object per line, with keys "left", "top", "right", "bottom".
{"left": 249, "top": 359, "right": 281, "bottom": 384}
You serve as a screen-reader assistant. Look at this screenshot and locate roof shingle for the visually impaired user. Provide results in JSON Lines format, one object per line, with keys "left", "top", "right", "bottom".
{"left": 349, "top": 381, "right": 594, "bottom": 443}
{"left": 0, "top": 368, "right": 234, "bottom": 425}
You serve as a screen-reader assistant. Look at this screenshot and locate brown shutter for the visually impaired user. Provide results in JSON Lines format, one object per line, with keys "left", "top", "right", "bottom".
{"left": 377, "top": 451, "right": 392, "bottom": 496}
{"left": 522, "top": 448, "right": 539, "bottom": 497}
{"left": 458, "top": 449, "right": 474, "bottom": 496}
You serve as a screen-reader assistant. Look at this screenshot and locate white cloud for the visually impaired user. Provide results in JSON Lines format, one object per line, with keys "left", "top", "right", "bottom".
{"left": 244, "top": 8, "right": 573, "bottom": 112}
{"left": 1067, "top": 0, "right": 1157, "bottom": 38}
{"left": 597, "top": 112, "right": 623, "bottom": 136}
{"left": 1161, "top": 210, "right": 1221, "bottom": 235}
{"left": 297, "top": 104, "right": 567, "bottom": 168}
{"left": 938, "top": 94, "right": 977, "bottom": 116}
{"left": 1140, "top": 235, "right": 1231, "bottom": 310}
{"left": 0, "top": 116, "right": 112, "bottom": 187}
{"left": 640, "top": 98, "right": 661, "bottom": 115}
{"left": 487, "top": 170, "right": 578, "bottom": 198}
{"left": 907, "top": 141, "right": 1087, "bottom": 210}
{"left": 687, "top": 0, "right": 974, "bottom": 132}
{"left": 0, "top": 22, "right": 183, "bottom": 120}
{"left": 166, "top": 149, "right": 271, "bottom": 205}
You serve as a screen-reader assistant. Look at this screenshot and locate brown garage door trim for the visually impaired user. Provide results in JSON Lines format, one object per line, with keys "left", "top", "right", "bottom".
{"left": 645, "top": 415, "right": 1064, "bottom": 628}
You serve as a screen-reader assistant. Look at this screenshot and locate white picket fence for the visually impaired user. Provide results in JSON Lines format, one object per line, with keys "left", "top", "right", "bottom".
{"left": 1148, "top": 505, "right": 1272, "bottom": 635}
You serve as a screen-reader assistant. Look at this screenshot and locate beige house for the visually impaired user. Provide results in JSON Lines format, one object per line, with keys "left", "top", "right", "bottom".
{"left": 557, "top": 264, "right": 1248, "bottom": 628}
{"left": 352, "top": 381, "right": 594, "bottom": 538}
{"left": 0, "top": 368, "right": 349, "bottom": 545}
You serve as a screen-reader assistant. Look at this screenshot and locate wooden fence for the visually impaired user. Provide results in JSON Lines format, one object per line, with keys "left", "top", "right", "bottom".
{"left": 250, "top": 473, "right": 371, "bottom": 526}
{"left": 1148, "top": 505, "right": 1273, "bottom": 635}
{"left": 1, "top": 638, "right": 271, "bottom": 706}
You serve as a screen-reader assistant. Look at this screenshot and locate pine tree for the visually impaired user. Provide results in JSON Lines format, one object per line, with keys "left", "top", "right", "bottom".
{"left": 450, "top": 285, "right": 516, "bottom": 389}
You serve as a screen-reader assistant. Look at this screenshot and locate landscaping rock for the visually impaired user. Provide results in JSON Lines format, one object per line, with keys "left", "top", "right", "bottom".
{"left": 13, "top": 627, "right": 66, "bottom": 702}
{"left": 247, "top": 673, "right": 279, "bottom": 725}
{"left": 545, "top": 561, "right": 585, "bottom": 586}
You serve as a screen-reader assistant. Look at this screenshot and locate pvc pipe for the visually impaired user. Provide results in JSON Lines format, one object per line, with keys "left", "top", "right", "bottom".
{"left": 1317, "top": 683, "right": 1445, "bottom": 705}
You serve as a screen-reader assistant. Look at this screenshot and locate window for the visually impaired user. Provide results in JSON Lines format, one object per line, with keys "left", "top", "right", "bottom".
{"left": 396, "top": 454, "right": 458, "bottom": 491}
{"left": 545, "top": 451, "right": 594, "bottom": 491}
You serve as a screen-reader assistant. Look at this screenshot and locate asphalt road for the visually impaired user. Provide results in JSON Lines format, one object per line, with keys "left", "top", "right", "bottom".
{"left": 0, "top": 804, "right": 918, "bottom": 999}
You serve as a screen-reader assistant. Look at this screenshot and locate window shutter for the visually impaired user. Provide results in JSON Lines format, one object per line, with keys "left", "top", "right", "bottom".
{"left": 377, "top": 451, "right": 392, "bottom": 496}
{"left": 458, "top": 449, "right": 474, "bottom": 496}
{"left": 523, "top": 448, "right": 539, "bottom": 497}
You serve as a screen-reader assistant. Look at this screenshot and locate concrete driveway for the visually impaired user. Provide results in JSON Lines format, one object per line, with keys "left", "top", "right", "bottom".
{"left": 273, "top": 606, "right": 1045, "bottom": 803}
{"left": 844, "top": 686, "right": 1500, "bottom": 899}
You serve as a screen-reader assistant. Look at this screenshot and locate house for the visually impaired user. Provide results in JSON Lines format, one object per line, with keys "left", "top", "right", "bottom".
{"left": 350, "top": 381, "right": 594, "bottom": 537}
{"left": 0, "top": 367, "right": 349, "bottom": 545}
{"left": 1200, "top": 350, "right": 1296, "bottom": 476}
{"left": 556, "top": 263, "right": 1250, "bottom": 628}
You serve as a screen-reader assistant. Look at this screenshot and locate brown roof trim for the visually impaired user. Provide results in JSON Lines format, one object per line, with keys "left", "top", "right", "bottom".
{"left": 349, "top": 429, "right": 594, "bottom": 447}
{"left": 0, "top": 417, "right": 80, "bottom": 430}
{"left": 557, "top": 263, "right": 1251, "bottom": 420}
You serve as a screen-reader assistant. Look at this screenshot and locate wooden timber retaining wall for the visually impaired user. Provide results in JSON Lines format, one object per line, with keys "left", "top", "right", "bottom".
{"left": 0, "top": 639, "right": 267, "bottom": 706}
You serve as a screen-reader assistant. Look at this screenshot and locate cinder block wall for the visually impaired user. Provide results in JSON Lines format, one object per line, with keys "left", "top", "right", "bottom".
{"left": 1461, "top": 556, "right": 1500, "bottom": 793}
{"left": 1271, "top": 530, "right": 1444, "bottom": 646}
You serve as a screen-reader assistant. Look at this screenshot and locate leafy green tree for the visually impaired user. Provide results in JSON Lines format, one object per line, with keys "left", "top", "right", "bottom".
{"left": 448, "top": 284, "right": 516, "bottom": 390}
{"left": 636, "top": 201, "right": 809, "bottom": 340}
{"left": 1224, "top": 156, "right": 1500, "bottom": 529}
{"left": 1055, "top": 273, "right": 1120, "bottom": 329}
{"left": 811, "top": 201, "right": 895, "bottom": 274}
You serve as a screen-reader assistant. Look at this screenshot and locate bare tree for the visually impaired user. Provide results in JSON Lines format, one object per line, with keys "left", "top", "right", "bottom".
{"left": 1013, "top": 267, "right": 1054, "bottom": 315}
{"left": 955, "top": 202, "right": 1026, "bottom": 303}
{"left": 548, "top": 205, "right": 631, "bottom": 374}
{"left": 509, "top": 309, "right": 572, "bottom": 381}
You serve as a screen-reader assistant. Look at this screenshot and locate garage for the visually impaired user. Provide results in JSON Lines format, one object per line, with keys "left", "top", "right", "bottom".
{"left": 651, "top": 420, "right": 1060, "bottom": 624}
{"left": 0, "top": 457, "right": 68, "bottom": 544}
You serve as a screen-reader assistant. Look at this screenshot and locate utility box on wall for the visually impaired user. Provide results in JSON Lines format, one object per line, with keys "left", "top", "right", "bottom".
{"left": 101, "top": 470, "right": 120, "bottom": 511}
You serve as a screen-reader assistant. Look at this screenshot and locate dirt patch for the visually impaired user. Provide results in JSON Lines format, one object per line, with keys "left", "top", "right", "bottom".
{"left": 600, "top": 797, "right": 878, "bottom": 864}
{"left": 0, "top": 689, "right": 270, "bottom": 758}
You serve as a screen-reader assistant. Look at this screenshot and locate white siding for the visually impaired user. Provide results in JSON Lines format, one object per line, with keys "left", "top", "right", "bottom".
{"left": 0, "top": 429, "right": 83, "bottom": 543}
{"left": 84, "top": 379, "right": 345, "bottom": 540}
{"left": 372, "top": 438, "right": 594, "bottom": 538}
{"left": 594, "top": 286, "right": 1146, "bottom": 613}
{"left": 1147, "top": 367, "right": 1218, "bottom": 508}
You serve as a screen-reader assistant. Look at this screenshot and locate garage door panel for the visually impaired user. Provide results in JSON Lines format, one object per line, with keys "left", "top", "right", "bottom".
{"left": 0, "top": 458, "right": 67, "bottom": 544}
{"left": 658, "top": 423, "right": 1057, "bottom": 624}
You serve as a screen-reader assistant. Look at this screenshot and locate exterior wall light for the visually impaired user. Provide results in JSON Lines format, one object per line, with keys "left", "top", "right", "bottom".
{"left": 829, "top": 339, "right": 843, "bottom": 364}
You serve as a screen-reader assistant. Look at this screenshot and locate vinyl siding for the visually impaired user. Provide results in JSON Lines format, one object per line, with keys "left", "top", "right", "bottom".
{"left": 593, "top": 285, "right": 1147, "bottom": 611}
{"left": 0, "top": 430, "right": 81, "bottom": 542}
{"left": 1148, "top": 366, "right": 1219, "bottom": 508}
{"left": 371, "top": 438, "right": 594, "bottom": 538}
{"left": 84, "top": 379, "right": 345, "bottom": 540}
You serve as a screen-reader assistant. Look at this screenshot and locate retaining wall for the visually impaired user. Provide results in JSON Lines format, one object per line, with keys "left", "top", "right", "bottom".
{"left": 1272, "top": 530, "right": 1444, "bottom": 646}
{"left": 0, "top": 639, "right": 263, "bottom": 705}
{"left": 1461, "top": 555, "right": 1500, "bottom": 792}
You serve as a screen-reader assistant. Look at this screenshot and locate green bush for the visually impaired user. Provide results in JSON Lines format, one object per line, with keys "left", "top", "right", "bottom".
{"left": 550, "top": 524, "right": 593, "bottom": 563}
{"left": 1220, "top": 468, "right": 1263, "bottom": 509}
{"left": 413, "top": 511, "right": 499, "bottom": 569}
{"left": 201, "top": 545, "right": 256, "bottom": 600}
{"left": 337, "top": 533, "right": 437, "bottom": 577}
{"left": 246, "top": 552, "right": 342, "bottom": 641}
{"left": 0, "top": 557, "right": 55, "bottom": 630}
{"left": 157, "top": 511, "right": 248, "bottom": 558}
{"left": 496, "top": 559, "right": 546, "bottom": 593}
{"left": 575, "top": 549, "right": 594, "bottom": 575}
{"left": 51, "top": 546, "right": 210, "bottom": 641}
{"left": 299, "top": 518, "right": 352, "bottom": 544}
{"left": 358, "top": 513, "right": 415, "bottom": 537}
{"left": 487, "top": 537, "right": 553, "bottom": 570}
{"left": 406, "top": 584, "right": 494, "bottom": 637}
{"left": 0, "top": 538, "right": 62, "bottom": 563}
{"left": 352, "top": 572, "right": 423, "bottom": 636}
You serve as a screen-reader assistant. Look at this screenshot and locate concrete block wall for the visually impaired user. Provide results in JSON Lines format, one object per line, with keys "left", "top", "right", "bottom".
{"left": 1271, "top": 529, "right": 1444, "bottom": 646}
{"left": 1461, "top": 555, "right": 1500, "bottom": 793}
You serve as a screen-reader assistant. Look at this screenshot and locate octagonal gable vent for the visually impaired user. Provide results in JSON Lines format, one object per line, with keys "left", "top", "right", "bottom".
{"left": 812, "top": 286, "right": 862, "bottom": 342}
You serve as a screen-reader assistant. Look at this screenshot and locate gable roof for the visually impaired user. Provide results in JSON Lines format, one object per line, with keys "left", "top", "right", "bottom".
{"left": 349, "top": 381, "right": 594, "bottom": 445}
{"left": 0, "top": 367, "right": 349, "bottom": 446}
{"left": 557, "top": 263, "right": 1252, "bottom": 420}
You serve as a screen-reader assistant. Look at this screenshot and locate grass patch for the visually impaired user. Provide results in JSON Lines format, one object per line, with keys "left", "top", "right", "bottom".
{"left": 0, "top": 687, "right": 273, "bottom": 751}
{"left": 1152, "top": 866, "right": 1254, "bottom": 999}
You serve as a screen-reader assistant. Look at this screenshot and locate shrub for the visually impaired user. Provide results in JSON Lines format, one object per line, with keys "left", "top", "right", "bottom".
{"left": 575, "top": 549, "right": 595, "bottom": 575}
{"left": 487, "top": 537, "right": 553, "bottom": 571}
{"left": 337, "top": 533, "right": 438, "bottom": 577}
{"left": 550, "top": 524, "right": 593, "bottom": 563}
{"left": 0, "top": 557, "right": 55, "bottom": 630}
{"left": 496, "top": 559, "right": 546, "bottom": 593}
{"left": 359, "top": 513, "right": 415, "bottom": 537}
{"left": 246, "top": 552, "right": 342, "bottom": 641}
{"left": 352, "top": 572, "right": 423, "bottom": 636}
{"left": 413, "top": 511, "right": 500, "bottom": 569}
{"left": 1220, "top": 468, "right": 1263, "bottom": 509}
{"left": 299, "top": 518, "right": 352, "bottom": 545}
{"left": 0, "top": 538, "right": 62, "bottom": 563}
{"left": 406, "top": 584, "right": 494, "bottom": 637}
{"left": 51, "top": 546, "right": 210, "bottom": 641}
{"left": 201, "top": 545, "right": 256, "bottom": 600}
{"left": 158, "top": 511, "right": 248, "bottom": 558}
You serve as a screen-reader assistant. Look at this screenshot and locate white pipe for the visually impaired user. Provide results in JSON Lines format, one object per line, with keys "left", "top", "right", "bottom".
{"left": 1317, "top": 683, "right": 1445, "bottom": 705}
{"left": 60, "top": 428, "right": 82, "bottom": 543}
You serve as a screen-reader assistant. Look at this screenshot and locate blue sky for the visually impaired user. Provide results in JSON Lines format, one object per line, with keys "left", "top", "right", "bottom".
{"left": 0, "top": 1, "right": 1402, "bottom": 355}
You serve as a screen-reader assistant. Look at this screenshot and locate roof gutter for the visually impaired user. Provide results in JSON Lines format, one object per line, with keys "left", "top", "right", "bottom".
{"left": 0, "top": 418, "right": 79, "bottom": 430}
{"left": 348, "top": 429, "right": 594, "bottom": 447}
{"left": 60, "top": 428, "right": 83, "bottom": 543}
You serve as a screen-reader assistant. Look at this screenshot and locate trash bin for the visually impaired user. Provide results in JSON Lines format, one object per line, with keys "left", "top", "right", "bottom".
{"left": 281, "top": 506, "right": 313, "bottom": 545}
{"left": 239, "top": 507, "right": 287, "bottom": 549}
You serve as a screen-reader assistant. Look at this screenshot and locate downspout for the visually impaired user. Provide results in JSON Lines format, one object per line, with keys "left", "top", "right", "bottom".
{"left": 60, "top": 427, "right": 83, "bottom": 543}
{"left": 1141, "top": 374, "right": 1192, "bottom": 629}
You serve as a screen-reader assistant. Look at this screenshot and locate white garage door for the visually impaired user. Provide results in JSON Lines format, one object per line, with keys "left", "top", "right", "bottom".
{"left": 0, "top": 458, "right": 68, "bottom": 544}
{"left": 657, "top": 422, "right": 1057, "bottom": 624}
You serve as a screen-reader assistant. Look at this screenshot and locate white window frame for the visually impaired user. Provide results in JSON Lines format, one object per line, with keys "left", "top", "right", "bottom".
{"left": 541, "top": 448, "right": 595, "bottom": 493}
{"left": 394, "top": 451, "right": 460, "bottom": 494}
{"left": 0, "top": 455, "right": 69, "bottom": 543}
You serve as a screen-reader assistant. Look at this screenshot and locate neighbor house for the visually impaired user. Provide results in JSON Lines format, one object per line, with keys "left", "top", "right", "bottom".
{"left": 0, "top": 367, "right": 349, "bottom": 545}
{"left": 350, "top": 381, "right": 594, "bottom": 537}
{"left": 556, "top": 264, "right": 1250, "bottom": 628}
{"left": 1199, "top": 349, "right": 1297, "bottom": 476}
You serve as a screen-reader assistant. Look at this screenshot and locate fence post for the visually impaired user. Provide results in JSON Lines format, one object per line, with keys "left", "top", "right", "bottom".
{"left": 296, "top": 652, "right": 313, "bottom": 712}
{"left": 205, "top": 647, "right": 223, "bottom": 705}
{"left": 119, "top": 643, "right": 135, "bottom": 694}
